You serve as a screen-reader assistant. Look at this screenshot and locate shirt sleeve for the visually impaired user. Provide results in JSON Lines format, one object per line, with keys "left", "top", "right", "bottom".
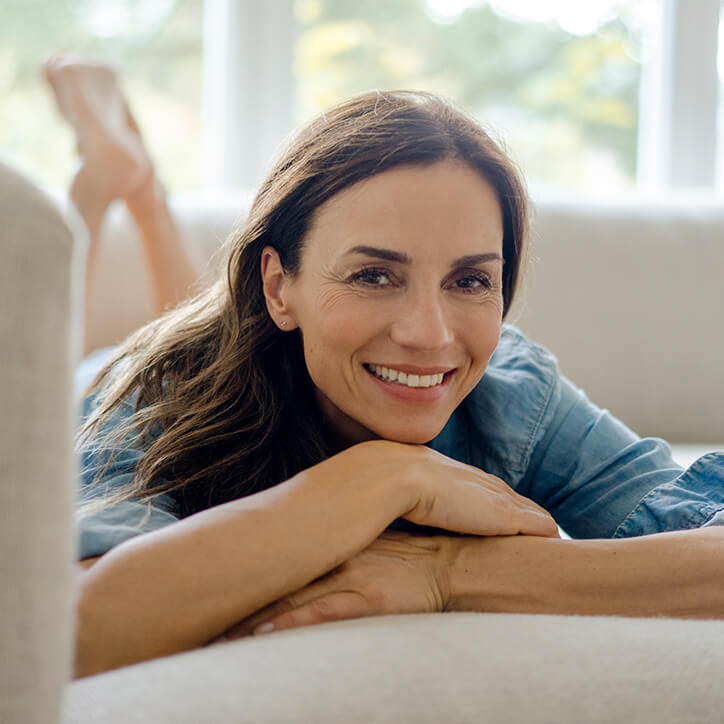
{"left": 75, "top": 388, "right": 180, "bottom": 560}
{"left": 520, "top": 373, "right": 724, "bottom": 539}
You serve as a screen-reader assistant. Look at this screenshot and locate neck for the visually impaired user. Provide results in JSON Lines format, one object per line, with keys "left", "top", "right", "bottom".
{"left": 313, "top": 389, "right": 379, "bottom": 453}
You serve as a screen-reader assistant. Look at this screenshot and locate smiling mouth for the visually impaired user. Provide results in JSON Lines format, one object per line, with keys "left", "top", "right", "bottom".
{"left": 363, "top": 363, "right": 453, "bottom": 388}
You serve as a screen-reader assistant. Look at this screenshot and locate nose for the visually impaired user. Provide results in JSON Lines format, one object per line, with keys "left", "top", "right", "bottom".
{"left": 388, "top": 288, "right": 454, "bottom": 351}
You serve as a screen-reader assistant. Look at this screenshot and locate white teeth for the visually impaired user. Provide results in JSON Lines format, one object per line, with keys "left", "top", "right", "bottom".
{"left": 380, "top": 366, "right": 395, "bottom": 381}
{"left": 366, "top": 365, "right": 445, "bottom": 388}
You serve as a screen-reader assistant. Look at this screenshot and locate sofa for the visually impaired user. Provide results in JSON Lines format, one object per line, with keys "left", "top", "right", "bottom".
{"left": 2, "top": 157, "right": 724, "bottom": 724}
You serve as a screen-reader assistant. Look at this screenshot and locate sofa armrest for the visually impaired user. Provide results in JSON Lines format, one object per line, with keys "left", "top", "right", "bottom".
{"left": 0, "top": 160, "right": 81, "bottom": 724}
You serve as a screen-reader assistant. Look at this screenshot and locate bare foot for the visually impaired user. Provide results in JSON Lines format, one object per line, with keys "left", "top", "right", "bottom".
{"left": 42, "top": 54, "right": 155, "bottom": 213}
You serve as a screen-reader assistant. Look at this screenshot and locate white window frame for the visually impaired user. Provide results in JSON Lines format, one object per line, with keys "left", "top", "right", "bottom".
{"left": 201, "top": 0, "right": 722, "bottom": 192}
{"left": 201, "top": 0, "right": 296, "bottom": 189}
{"left": 638, "top": 0, "right": 721, "bottom": 189}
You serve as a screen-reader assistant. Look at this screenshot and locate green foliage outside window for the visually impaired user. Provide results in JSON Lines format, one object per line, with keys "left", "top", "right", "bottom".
{"left": 295, "top": 0, "right": 643, "bottom": 192}
{"left": 1, "top": 0, "right": 646, "bottom": 194}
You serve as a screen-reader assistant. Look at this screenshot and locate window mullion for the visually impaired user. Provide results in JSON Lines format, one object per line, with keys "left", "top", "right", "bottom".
{"left": 201, "top": 0, "right": 296, "bottom": 190}
{"left": 638, "top": 0, "right": 720, "bottom": 189}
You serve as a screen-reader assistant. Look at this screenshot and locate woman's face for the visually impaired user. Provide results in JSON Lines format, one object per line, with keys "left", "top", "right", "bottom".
{"left": 262, "top": 159, "right": 505, "bottom": 446}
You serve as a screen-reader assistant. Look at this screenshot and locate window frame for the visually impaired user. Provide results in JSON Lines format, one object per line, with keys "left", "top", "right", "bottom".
{"left": 637, "top": 0, "right": 721, "bottom": 189}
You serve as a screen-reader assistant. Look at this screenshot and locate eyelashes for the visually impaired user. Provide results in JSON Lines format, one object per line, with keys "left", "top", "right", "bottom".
{"left": 350, "top": 268, "right": 393, "bottom": 286}
{"left": 348, "top": 266, "right": 497, "bottom": 294}
{"left": 455, "top": 273, "right": 494, "bottom": 292}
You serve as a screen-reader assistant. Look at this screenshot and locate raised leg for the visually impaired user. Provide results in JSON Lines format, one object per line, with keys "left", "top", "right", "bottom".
{"left": 43, "top": 54, "right": 199, "bottom": 353}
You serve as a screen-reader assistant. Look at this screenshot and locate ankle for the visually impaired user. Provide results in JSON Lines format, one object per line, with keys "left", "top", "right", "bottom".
{"left": 70, "top": 178, "right": 113, "bottom": 237}
{"left": 125, "top": 170, "right": 164, "bottom": 219}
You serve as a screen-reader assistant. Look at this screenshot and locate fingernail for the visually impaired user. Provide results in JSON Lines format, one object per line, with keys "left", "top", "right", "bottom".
{"left": 253, "top": 622, "right": 275, "bottom": 635}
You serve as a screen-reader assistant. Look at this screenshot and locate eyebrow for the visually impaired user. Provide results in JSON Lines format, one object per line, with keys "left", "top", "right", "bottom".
{"left": 344, "top": 245, "right": 504, "bottom": 267}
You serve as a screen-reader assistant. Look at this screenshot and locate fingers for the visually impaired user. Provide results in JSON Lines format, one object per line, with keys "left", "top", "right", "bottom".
{"left": 514, "top": 494, "right": 560, "bottom": 537}
{"left": 523, "top": 509, "right": 561, "bottom": 537}
{"left": 223, "top": 570, "right": 341, "bottom": 640}
{"left": 252, "top": 591, "right": 369, "bottom": 635}
{"left": 475, "top": 471, "right": 559, "bottom": 537}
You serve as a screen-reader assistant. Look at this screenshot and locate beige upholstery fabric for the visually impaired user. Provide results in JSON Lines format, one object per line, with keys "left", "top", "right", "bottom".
{"left": 0, "top": 161, "right": 80, "bottom": 723}
{"left": 64, "top": 612, "right": 724, "bottom": 724}
{"left": 508, "top": 198, "right": 724, "bottom": 444}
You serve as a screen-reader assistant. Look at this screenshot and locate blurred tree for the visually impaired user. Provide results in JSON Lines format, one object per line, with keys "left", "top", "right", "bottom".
{"left": 295, "top": 0, "right": 641, "bottom": 190}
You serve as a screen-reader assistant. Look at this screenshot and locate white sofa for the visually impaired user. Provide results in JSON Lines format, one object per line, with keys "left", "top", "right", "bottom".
{"left": 3, "top": 159, "right": 724, "bottom": 724}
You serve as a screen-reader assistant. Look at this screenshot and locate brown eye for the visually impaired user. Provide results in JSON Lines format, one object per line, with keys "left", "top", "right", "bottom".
{"left": 351, "top": 268, "right": 392, "bottom": 286}
{"left": 455, "top": 273, "right": 492, "bottom": 292}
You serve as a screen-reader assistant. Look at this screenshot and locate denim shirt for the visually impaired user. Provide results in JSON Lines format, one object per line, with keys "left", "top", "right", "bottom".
{"left": 74, "top": 324, "right": 724, "bottom": 559}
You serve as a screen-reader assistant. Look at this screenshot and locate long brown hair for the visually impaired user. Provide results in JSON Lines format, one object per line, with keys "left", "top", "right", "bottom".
{"left": 78, "top": 90, "right": 530, "bottom": 519}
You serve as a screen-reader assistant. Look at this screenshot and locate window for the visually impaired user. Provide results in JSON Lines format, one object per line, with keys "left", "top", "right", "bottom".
{"left": 2, "top": 0, "right": 722, "bottom": 196}
{"left": 719, "top": 3, "right": 724, "bottom": 187}
{"left": 294, "top": 0, "right": 654, "bottom": 195}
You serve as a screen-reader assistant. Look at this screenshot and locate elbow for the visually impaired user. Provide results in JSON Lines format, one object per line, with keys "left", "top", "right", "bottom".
{"left": 73, "top": 612, "right": 111, "bottom": 679}
{"left": 73, "top": 557, "right": 122, "bottom": 678}
{"left": 73, "top": 577, "right": 122, "bottom": 679}
{"left": 73, "top": 566, "right": 147, "bottom": 679}
{"left": 73, "top": 590, "right": 157, "bottom": 679}
{"left": 72, "top": 563, "right": 205, "bottom": 678}
{"left": 73, "top": 643, "right": 106, "bottom": 680}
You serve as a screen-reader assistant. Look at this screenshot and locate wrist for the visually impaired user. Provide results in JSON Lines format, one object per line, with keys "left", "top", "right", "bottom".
{"left": 355, "top": 439, "right": 423, "bottom": 519}
{"left": 444, "top": 534, "right": 563, "bottom": 614}
{"left": 437, "top": 534, "right": 465, "bottom": 612}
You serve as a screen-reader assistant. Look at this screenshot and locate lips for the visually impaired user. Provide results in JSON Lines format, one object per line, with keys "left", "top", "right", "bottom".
{"left": 363, "top": 363, "right": 456, "bottom": 376}
{"left": 364, "top": 364, "right": 452, "bottom": 389}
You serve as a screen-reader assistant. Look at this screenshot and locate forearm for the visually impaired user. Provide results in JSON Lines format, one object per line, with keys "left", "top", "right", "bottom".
{"left": 446, "top": 527, "right": 724, "bottom": 620}
{"left": 76, "top": 444, "right": 412, "bottom": 677}
{"left": 125, "top": 176, "right": 198, "bottom": 314}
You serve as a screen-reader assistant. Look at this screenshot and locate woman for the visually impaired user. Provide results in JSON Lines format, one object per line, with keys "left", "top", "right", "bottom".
{"left": 45, "top": 57, "right": 724, "bottom": 680}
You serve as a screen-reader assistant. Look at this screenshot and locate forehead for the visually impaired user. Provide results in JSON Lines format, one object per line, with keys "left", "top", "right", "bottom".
{"left": 302, "top": 160, "right": 504, "bottom": 264}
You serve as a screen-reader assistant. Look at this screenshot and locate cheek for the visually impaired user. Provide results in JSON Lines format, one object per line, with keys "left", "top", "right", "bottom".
{"left": 467, "top": 304, "right": 502, "bottom": 368}
{"left": 301, "top": 294, "right": 370, "bottom": 371}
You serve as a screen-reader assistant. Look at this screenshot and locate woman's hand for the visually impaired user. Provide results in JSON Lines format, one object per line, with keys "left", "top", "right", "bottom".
{"left": 217, "top": 530, "right": 456, "bottom": 640}
{"left": 364, "top": 441, "right": 560, "bottom": 539}
{"left": 203, "top": 440, "right": 559, "bottom": 648}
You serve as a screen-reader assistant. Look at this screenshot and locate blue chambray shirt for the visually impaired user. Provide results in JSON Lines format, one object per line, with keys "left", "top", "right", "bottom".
{"left": 74, "top": 324, "right": 724, "bottom": 559}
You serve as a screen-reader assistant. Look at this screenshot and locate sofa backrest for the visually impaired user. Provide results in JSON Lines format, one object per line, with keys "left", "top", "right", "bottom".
{"left": 85, "top": 191, "right": 724, "bottom": 444}
{"left": 509, "top": 197, "right": 724, "bottom": 444}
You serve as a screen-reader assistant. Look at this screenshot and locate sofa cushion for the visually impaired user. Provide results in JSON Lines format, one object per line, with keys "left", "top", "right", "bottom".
{"left": 671, "top": 444, "right": 724, "bottom": 469}
{"left": 510, "top": 197, "right": 724, "bottom": 444}
{"left": 64, "top": 612, "right": 724, "bottom": 723}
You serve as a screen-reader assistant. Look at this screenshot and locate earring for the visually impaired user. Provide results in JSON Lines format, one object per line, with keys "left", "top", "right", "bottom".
{"left": 280, "top": 321, "right": 287, "bottom": 327}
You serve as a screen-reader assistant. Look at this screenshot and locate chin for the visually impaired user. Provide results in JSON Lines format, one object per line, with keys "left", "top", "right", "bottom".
{"left": 370, "top": 420, "right": 446, "bottom": 446}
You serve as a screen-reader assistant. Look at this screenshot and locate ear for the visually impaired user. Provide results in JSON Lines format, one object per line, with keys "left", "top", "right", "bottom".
{"left": 260, "top": 246, "right": 299, "bottom": 331}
